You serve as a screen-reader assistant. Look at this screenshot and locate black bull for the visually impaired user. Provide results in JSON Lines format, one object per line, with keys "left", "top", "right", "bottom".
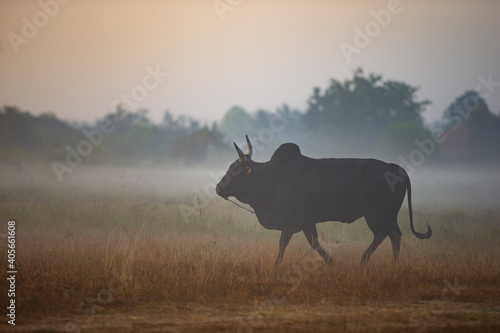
{"left": 215, "top": 136, "right": 431, "bottom": 265}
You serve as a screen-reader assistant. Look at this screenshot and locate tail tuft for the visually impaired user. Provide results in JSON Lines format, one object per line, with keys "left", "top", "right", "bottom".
{"left": 417, "top": 222, "right": 432, "bottom": 239}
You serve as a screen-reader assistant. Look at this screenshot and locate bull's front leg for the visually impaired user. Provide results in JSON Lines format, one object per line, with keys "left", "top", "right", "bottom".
{"left": 303, "top": 225, "right": 334, "bottom": 264}
{"left": 275, "top": 229, "right": 293, "bottom": 265}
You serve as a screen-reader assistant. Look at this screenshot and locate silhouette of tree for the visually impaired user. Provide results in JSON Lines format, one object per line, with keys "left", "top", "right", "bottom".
{"left": 303, "top": 69, "right": 430, "bottom": 153}
{"left": 220, "top": 106, "right": 255, "bottom": 141}
{"left": 173, "top": 126, "right": 227, "bottom": 164}
{"left": 441, "top": 91, "right": 500, "bottom": 160}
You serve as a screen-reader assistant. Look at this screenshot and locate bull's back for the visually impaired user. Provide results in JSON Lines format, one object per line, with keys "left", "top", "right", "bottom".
{"left": 281, "top": 157, "right": 405, "bottom": 223}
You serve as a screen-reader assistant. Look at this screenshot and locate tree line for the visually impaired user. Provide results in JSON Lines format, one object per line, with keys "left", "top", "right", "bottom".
{"left": 1, "top": 69, "right": 499, "bottom": 166}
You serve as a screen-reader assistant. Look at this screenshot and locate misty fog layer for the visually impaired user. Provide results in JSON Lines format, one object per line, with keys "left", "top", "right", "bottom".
{"left": 3, "top": 163, "right": 499, "bottom": 213}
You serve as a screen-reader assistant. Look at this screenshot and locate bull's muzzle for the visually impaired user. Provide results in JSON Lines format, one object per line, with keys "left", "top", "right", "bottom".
{"left": 215, "top": 184, "right": 228, "bottom": 199}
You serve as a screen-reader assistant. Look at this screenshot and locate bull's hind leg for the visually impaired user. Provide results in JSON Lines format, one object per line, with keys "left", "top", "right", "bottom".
{"left": 361, "top": 233, "right": 386, "bottom": 265}
{"left": 362, "top": 213, "right": 401, "bottom": 264}
{"left": 275, "top": 230, "right": 293, "bottom": 265}
{"left": 388, "top": 222, "right": 402, "bottom": 263}
{"left": 303, "top": 225, "right": 334, "bottom": 264}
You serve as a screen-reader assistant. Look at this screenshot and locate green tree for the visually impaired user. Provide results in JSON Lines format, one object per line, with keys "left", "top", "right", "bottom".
{"left": 441, "top": 91, "right": 500, "bottom": 160}
{"left": 374, "top": 122, "right": 435, "bottom": 160}
{"left": 442, "top": 91, "right": 490, "bottom": 129}
{"left": 173, "top": 126, "right": 227, "bottom": 164}
{"left": 0, "top": 106, "right": 80, "bottom": 162}
{"left": 220, "top": 106, "right": 254, "bottom": 141}
{"left": 304, "top": 69, "right": 430, "bottom": 153}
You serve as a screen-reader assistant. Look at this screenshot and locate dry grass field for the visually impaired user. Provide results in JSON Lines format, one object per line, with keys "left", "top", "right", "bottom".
{"left": 1, "top": 165, "right": 500, "bottom": 332}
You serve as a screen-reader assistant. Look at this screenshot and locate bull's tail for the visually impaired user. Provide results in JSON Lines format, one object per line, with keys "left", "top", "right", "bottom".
{"left": 404, "top": 170, "right": 432, "bottom": 239}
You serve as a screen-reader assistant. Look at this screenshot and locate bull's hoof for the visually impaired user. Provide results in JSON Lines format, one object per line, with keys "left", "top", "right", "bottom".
{"left": 324, "top": 257, "right": 335, "bottom": 266}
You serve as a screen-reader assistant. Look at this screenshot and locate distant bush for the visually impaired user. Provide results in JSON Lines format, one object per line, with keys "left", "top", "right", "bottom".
{"left": 374, "top": 122, "right": 438, "bottom": 161}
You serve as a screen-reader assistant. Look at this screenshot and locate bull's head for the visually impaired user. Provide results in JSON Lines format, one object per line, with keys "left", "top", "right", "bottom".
{"left": 215, "top": 135, "right": 253, "bottom": 202}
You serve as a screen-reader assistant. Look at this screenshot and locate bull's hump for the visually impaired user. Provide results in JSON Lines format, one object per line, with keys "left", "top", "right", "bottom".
{"left": 270, "top": 143, "right": 302, "bottom": 164}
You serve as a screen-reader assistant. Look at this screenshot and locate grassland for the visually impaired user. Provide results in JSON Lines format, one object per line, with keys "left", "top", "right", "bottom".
{"left": 1, "top": 165, "right": 499, "bottom": 332}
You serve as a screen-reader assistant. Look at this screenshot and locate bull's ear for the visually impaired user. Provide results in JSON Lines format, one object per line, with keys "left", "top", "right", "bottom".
{"left": 244, "top": 166, "right": 252, "bottom": 175}
{"left": 234, "top": 142, "right": 246, "bottom": 163}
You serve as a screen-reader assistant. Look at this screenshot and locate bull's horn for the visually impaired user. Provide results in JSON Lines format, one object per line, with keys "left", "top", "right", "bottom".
{"left": 234, "top": 142, "right": 246, "bottom": 163}
{"left": 245, "top": 135, "right": 253, "bottom": 159}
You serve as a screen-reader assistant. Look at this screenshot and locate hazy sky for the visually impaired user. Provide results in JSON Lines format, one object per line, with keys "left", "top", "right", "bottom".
{"left": 1, "top": 0, "right": 499, "bottom": 125}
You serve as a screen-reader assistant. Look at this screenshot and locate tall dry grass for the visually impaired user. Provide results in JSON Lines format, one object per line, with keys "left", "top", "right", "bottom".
{"left": 4, "top": 212, "right": 500, "bottom": 322}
